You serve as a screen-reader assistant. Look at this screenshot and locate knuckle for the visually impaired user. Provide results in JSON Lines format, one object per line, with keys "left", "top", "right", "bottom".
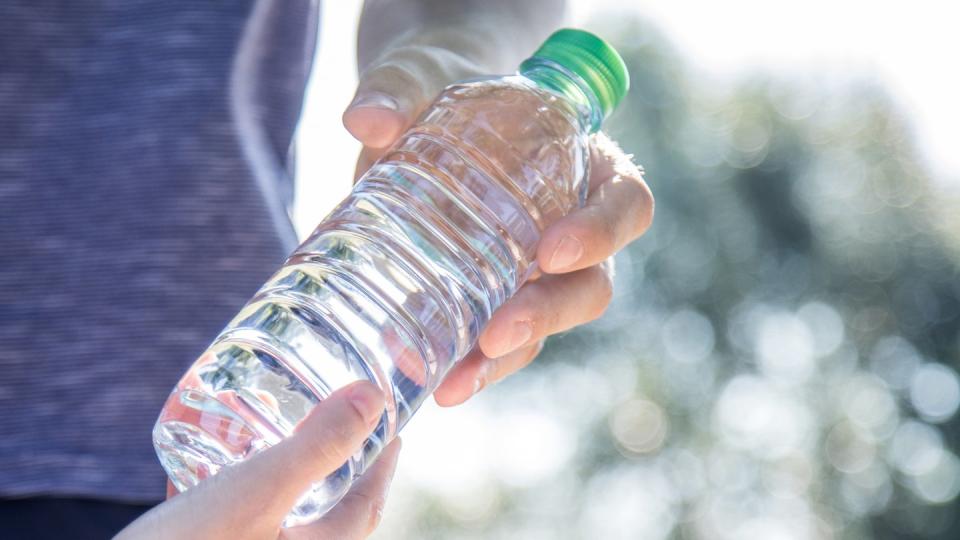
{"left": 528, "top": 286, "right": 561, "bottom": 334}
{"left": 583, "top": 208, "right": 618, "bottom": 256}
{"left": 513, "top": 281, "right": 550, "bottom": 324}
{"left": 361, "top": 60, "right": 420, "bottom": 92}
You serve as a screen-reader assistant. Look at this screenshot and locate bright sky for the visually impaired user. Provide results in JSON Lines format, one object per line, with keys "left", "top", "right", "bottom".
{"left": 295, "top": 1, "right": 960, "bottom": 234}
{"left": 591, "top": 0, "right": 960, "bottom": 187}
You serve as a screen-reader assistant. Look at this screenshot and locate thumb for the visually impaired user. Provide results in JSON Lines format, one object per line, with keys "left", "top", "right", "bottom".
{"left": 240, "top": 381, "right": 386, "bottom": 520}
{"left": 118, "top": 381, "right": 386, "bottom": 540}
{"left": 343, "top": 45, "right": 487, "bottom": 149}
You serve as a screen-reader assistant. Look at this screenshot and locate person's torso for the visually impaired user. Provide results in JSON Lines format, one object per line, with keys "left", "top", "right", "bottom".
{"left": 0, "top": 0, "right": 320, "bottom": 501}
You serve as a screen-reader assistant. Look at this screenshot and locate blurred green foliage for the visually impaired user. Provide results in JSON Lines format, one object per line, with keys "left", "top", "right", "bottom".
{"left": 375, "top": 16, "right": 960, "bottom": 540}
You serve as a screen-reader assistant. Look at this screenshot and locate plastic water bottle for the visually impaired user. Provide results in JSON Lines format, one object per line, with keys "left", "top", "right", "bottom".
{"left": 153, "top": 28, "right": 629, "bottom": 525}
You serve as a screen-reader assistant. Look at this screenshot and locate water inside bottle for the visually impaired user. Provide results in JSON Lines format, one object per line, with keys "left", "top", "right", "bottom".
{"left": 153, "top": 75, "right": 591, "bottom": 525}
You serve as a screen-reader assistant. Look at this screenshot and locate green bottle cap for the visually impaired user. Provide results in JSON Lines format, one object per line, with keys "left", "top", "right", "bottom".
{"left": 522, "top": 28, "right": 630, "bottom": 120}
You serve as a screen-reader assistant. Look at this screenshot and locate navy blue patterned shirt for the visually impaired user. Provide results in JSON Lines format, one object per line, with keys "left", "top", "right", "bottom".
{"left": 0, "top": 0, "right": 320, "bottom": 501}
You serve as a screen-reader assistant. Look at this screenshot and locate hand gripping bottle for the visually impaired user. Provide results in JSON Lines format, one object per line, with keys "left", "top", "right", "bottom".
{"left": 153, "top": 28, "right": 629, "bottom": 525}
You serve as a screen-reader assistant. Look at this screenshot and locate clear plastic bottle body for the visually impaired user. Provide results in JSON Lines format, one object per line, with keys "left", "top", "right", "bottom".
{"left": 153, "top": 73, "right": 594, "bottom": 525}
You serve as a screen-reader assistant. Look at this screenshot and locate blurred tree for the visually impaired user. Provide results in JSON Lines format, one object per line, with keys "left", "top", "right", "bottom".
{"left": 376, "top": 15, "right": 960, "bottom": 540}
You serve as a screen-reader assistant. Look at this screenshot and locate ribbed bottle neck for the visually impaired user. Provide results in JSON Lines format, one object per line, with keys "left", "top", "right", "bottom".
{"left": 519, "top": 57, "right": 605, "bottom": 133}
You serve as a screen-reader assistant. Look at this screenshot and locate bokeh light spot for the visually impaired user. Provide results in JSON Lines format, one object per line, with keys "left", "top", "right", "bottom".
{"left": 842, "top": 374, "right": 898, "bottom": 437}
{"left": 715, "top": 376, "right": 810, "bottom": 459}
{"left": 610, "top": 399, "right": 669, "bottom": 455}
{"left": 825, "top": 421, "right": 876, "bottom": 474}
{"left": 796, "top": 301, "right": 845, "bottom": 357}
{"left": 754, "top": 313, "right": 815, "bottom": 383}
{"left": 662, "top": 308, "right": 716, "bottom": 364}
{"left": 910, "top": 450, "right": 960, "bottom": 505}
{"left": 868, "top": 336, "right": 923, "bottom": 391}
{"left": 909, "top": 363, "right": 960, "bottom": 423}
{"left": 888, "top": 420, "right": 944, "bottom": 477}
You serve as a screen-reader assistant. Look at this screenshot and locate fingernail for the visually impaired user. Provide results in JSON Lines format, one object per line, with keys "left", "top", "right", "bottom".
{"left": 503, "top": 320, "right": 533, "bottom": 355}
{"left": 471, "top": 360, "right": 494, "bottom": 397}
{"left": 348, "top": 91, "right": 398, "bottom": 112}
{"left": 346, "top": 382, "right": 384, "bottom": 426}
{"left": 472, "top": 376, "right": 486, "bottom": 396}
{"left": 549, "top": 235, "right": 583, "bottom": 271}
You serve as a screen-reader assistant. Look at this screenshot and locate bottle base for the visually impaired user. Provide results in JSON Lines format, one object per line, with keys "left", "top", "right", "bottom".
{"left": 153, "top": 389, "right": 355, "bottom": 527}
